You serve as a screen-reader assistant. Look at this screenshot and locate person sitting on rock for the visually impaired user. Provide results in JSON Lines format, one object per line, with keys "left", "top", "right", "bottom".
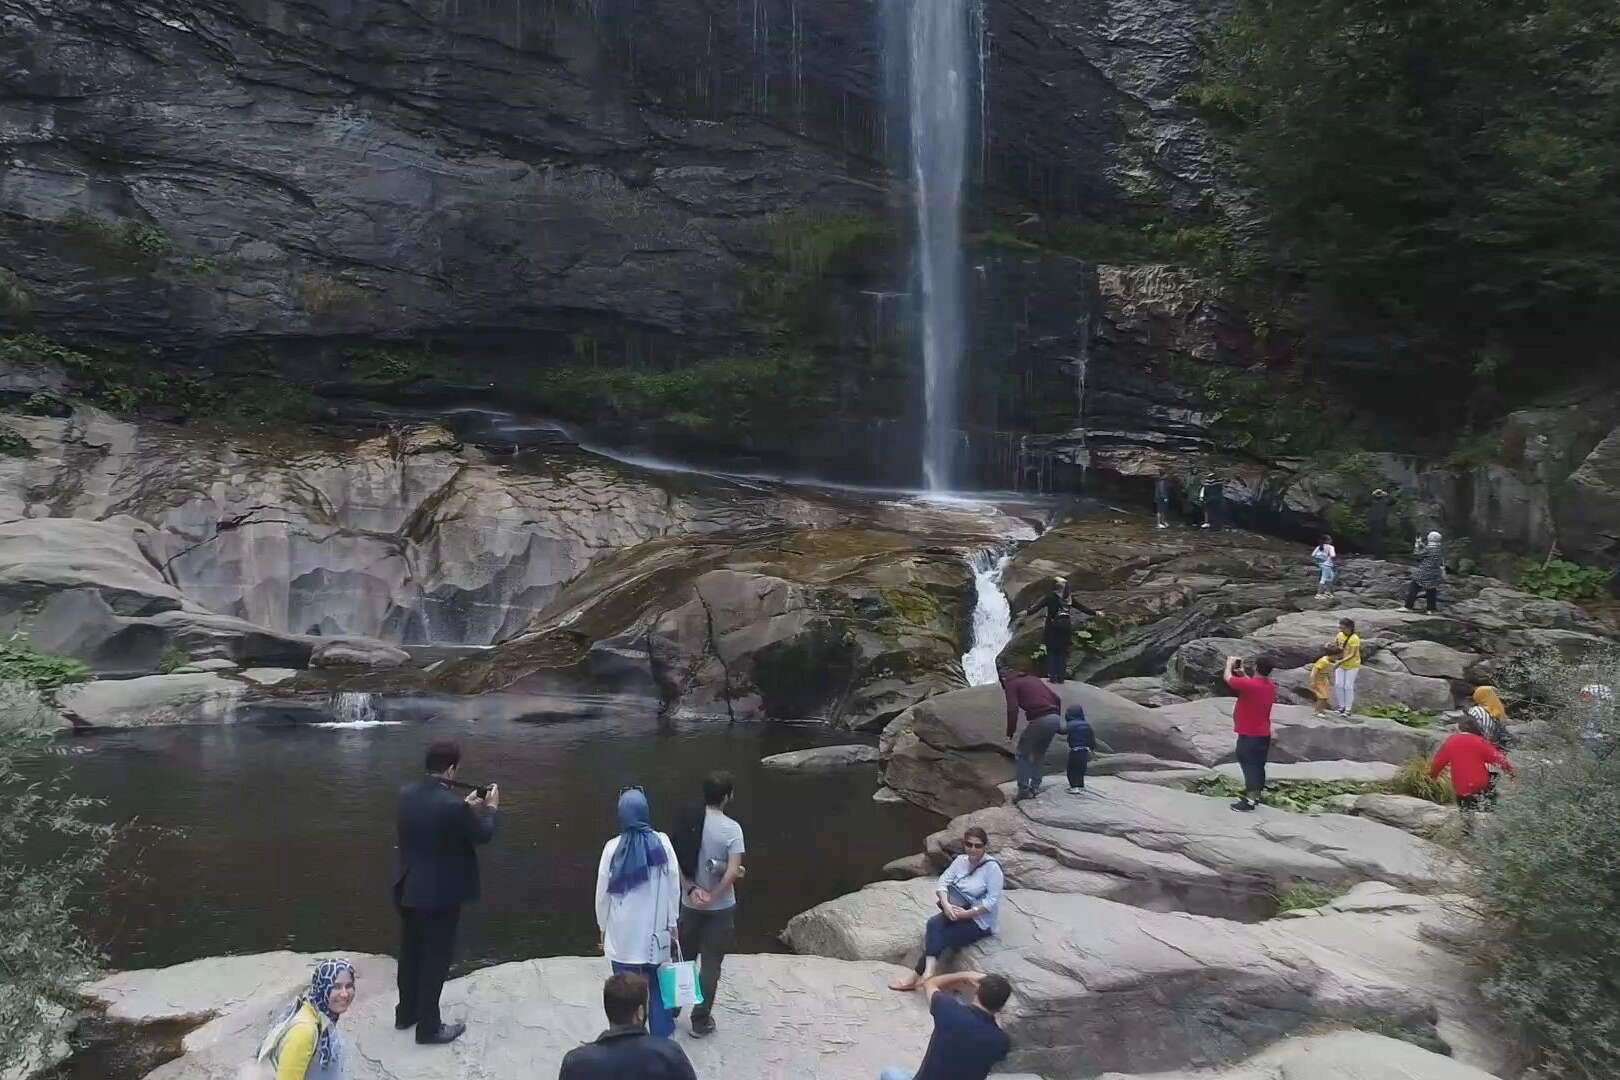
{"left": 888, "top": 826, "right": 1003, "bottom": 992}
{"left": 1000, "top": 661, "right": 1064, "bottom": 801}
{"left": 879, "top": 970, "right": 1012, "bottom": 1080}
{"left": 251, "top": 957, "right": 356, "bottom": 1080}
{"left": 1430, "top": 714, "right": 1514, "bottom": 829}
{"left": 557, "top": 972, "right": 698, "bottom": 1080}
{"left": 1309, "top": 644, "right": 1342, "bottom": 715}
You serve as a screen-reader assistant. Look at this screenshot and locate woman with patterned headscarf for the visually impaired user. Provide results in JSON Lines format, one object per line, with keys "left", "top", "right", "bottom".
{"left": 594, "top": 787, "right": 681, "bottom": 1038}
{"left": 254, "top": 957, "right": 356, "bottom": 1078}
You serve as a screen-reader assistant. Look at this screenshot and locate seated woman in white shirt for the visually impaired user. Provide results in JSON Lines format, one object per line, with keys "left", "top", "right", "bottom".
{"left": 888, "top": 826, "right": 1003, "bottom": 991}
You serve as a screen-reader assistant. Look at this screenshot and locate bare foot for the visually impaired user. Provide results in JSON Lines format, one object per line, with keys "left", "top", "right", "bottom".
{"left": 888, "top": 976, "right": 920, "bottom": 992}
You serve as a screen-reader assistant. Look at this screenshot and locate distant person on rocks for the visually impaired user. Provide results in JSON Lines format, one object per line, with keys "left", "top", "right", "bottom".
{"left": 1309, "top": 643, "right": 1342, "bottom": 715}
{"left": 1063, "top": 703, "right": 1095, "bottom": 793}
{"left": 1199, "top": 474, "right": 1226, "bottom": 530}
{"left": 1154, "top": 471, "right": 1174, "bottom": 529}
{"left": 595, "top": 787, "right": 681, "bottom": 1038}
{"left": 888, "top": 826, "right": 1004, "bottom": 992}
{"left": 1366, "top": 489, "right": 1392, "bottom": 557}
{"left": 1577, "top": 683, "right": 1615, "bottom": 758}
{"left": 1000, "top": 661, "right": 1064, "bottom": 801}
{"left": 393, "top": 740, "right": 498, "bottom": 1047}
{"left": 1311, "top": 534, "right": 1338, "bottom": 599}
{"left": 1035, "top": 577, "right": 1084, "bottom": 682}
{"left": 1430, "top": 713, "right": 1514, "bottom": 829}
{"left": 881, "top": 970, "right": 1013, "bottom": 1080}
{"left": 557, "top": 972, "right": 698, "bottom": 1080}
{"left": 252, "top": 957, "right": 356, "bottom": 1080}
{"left": 1224, "top": 655, "right": 1276, "bottom": 812}
{"left": 1333, "top": 619, "right": 1363, "bottom": 716}
{"left": 1406, "top": 531, "right": 1445, "bottom": 611}
{"left": 677, "top": 771, "right": 745, "bottom": 1039}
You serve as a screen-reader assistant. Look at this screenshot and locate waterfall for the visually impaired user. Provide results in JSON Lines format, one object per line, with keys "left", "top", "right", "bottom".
{"left": 896, "top": 0, "right": 978, "bottom": 492}
{"left": 961, "top": 547, "right": 1014, "bottom": 686}
{"left": 319, "top": 691, "right": 400, "bottom": 728}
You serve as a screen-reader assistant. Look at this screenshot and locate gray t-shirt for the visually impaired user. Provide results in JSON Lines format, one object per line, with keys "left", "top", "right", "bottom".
{"left": 684, "top": 808, "right": 745, "bottom": 911}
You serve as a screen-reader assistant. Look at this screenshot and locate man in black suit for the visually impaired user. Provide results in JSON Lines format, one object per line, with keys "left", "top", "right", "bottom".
{"left": 393, "top": 739, "right": 499, "bottom": 1046}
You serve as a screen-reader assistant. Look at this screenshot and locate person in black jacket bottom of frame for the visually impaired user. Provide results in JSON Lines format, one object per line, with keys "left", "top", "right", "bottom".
{"left": 392, "top": 739, "right": 499, "bottom": 1046}
{"left": 558, "top": 973, "right": 699, "bottom": 1080}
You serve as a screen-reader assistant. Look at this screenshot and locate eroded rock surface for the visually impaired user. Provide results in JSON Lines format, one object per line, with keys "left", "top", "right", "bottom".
{"left": 1096, "top": 1030, "right": 1502, "bottom": 1080}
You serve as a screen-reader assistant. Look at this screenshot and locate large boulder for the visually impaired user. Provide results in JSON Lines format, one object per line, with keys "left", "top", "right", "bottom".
{"left": 1553, "top": 422, "right": 1620, "bottom": 564}
{"left": 308, "top": 638, "right": 413, "bottom": 669}
{"left": 1389, "top": 641, "right": 1483, "bottom": 681}
{"left": 55, "top": 672, "right": 247, "bottom": 729}
{"left": 879, "top": 681, "right": 1202, "bottom": 817}
{"left": 1095, "top": 1030, "right": 1503, "bottom": 1080}
{"left": 87, "top": 952, "right": 931, "bottom": 1080}
{"left": 1272, "top": 664, "right": 1454, "bottom": 713}
{"left": 0, "top": 516, "right": 187, "bottom": 617}
{"left": 1323, "top": 793, "right": 1456, "bottom": 837}
{"left": 1148, "top": 700, "right": 1439, "bottom": 767}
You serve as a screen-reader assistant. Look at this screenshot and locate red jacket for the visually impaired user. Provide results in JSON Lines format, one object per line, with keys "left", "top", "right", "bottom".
{"left": 1003, "top": 675, "right": 1061, "bottom": 738}
{"left": 1430, "top": 732, "right": 1513, "bottom": 797}
{"left": 1226, "top": 675, "right": 1276, "bottom": 738}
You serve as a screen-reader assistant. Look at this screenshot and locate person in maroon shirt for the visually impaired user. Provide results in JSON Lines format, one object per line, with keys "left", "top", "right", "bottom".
{"left": 999, "top": 663, "right": 1063, "bottom": 802}
{"left": 1431, "top": 714, "right": 1514, "bottom": 829}
{"left": 1224, "top": 655, "right": 1276, "bottom": 812}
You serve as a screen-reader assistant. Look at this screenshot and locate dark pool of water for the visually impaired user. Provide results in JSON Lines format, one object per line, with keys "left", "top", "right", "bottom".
{"left": 66, "top": 698, "right": 940, "bottom": 974}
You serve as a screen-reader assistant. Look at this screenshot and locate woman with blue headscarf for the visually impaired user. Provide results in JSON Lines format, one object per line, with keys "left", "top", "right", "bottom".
{"left": 253, "top": 957, "right": 356, "bottom": 1079}
{"left": 594, "top": 786, "right": 681, "bottom": 1038}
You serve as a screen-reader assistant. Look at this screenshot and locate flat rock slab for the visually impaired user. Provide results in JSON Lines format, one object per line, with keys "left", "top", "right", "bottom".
{"left": 87, "top": 953, "right": 934, "bottom": 1080}
{"left": 1210, "top": 759, "right": 1400, "bottom": 785}
{"left": 1323, "top": 793, "right": 1456, "bottom": 837}
{"left": 760, "top": 744, "right": 879, "bottom": 770}
{"left": 1150, "top": 700, "right": 1439, "bottom": 768}
{"left": 56, "top": 673, "right": 248, "bottom": 729}
{"left": 1096, "top": 1030, "right": 1503, "bottom": 1079}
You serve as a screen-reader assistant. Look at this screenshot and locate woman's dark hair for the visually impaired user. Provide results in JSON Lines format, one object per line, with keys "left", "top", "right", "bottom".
{"left": 1339, "top": 618, "right": 1356, "bottom": 634}
{"left": 976, "top": 974, "right": 1013, "bottom": 1011}
{"left": 1321, "top": 534, "right": 1332, "bottom": 543}
{"left": 702, "top": 770, "right": 735, "bottom": 807}
{"left": 1253, "top": 656, "right": 1275, "bottom": 676}
{"left": 424, "top": 740, "right": 461, "bottom": 774}
{"left": 963, "top": 825, "right": 989, "bottom": 847}
{"left": 1459, "top": 713, "right": 1483, "bottom": 737}
{"left": 603, "top": 972, "right": 648, "bottom": 1025}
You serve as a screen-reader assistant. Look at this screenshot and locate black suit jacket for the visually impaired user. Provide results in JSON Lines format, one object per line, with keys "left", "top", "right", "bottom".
{"left": 392, "top": 778, "right": 498, "bottom": 910}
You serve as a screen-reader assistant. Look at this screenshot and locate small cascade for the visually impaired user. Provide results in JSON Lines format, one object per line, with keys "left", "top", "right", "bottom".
{"left": 961, "top": 547, "right": 1014, "bottom": 686}
{"left": 319, "top": 691, "right": 400, "bottom": 729}
{"left": 1073, "top": 314, "right": 1092, "bottom": 481}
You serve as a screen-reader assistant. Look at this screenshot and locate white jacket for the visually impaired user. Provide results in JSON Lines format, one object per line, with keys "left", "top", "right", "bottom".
{"left": 594, "top": 832, "right": 681, "bottom": 966}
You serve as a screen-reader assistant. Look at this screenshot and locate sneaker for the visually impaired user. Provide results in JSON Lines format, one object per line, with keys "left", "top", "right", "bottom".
{"left": 1230, "top": 798, "right": 1255, "bottom": 812}
{"left": 1156, "top": 523, "right": 1168, "bottom": 530}
{"left": 691, "top": 1015, "right": 717, "bottom": 1038}
{"left": 1067, "top": 786, "right": 1083, "bottom": 794}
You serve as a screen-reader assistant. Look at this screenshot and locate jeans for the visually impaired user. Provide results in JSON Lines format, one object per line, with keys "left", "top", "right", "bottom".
{"left": 913, "top": 912, "right": 991, "bottom": 974}
{"left": 1334, "top": 667, "right": 1359, "bottom": 713}
{"left": 677, "top": 905, "right": 735, "bottom": 1022}
{"left": 1016, "top": 712, "right": 1063, "bottom": 794}
{"left": 396, "top": 904, "right": 461, "bottom": 1037}
{"left": 880, "top": 1069, "right": 914, "bottom": 1080}
{"left": 1406, "top": 582, "right": 1439, "bottom": 611}
{"left": 1234, "top": 734, "right": 1270, "bottom": 795}
{"left": 612, "top": 960, "right": 674, "bottom": 1038}
{"left": 1067, "top": 745, "right": 1090, "bottom": 789}
{"left": 1318, "top": 565, "right": 1336, "bottom": 589}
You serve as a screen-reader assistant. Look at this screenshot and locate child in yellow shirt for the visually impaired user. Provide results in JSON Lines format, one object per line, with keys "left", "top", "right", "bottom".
{"left": 1310, "top": 644, "right": 1342, "bottom": 714}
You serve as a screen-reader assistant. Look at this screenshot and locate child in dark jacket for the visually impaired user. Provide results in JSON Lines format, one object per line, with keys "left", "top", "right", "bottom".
{"left": 1063, "top": 704, "right": 1096, "bottom": 794}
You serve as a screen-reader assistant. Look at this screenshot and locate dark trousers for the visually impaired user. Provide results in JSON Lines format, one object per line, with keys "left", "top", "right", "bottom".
{"left": 1405, "top": 583, "right": 1439, "bottom": 611}
{"left": 1067, "top": 745, "right": 1090, "bottom": 789}
{"left": 913, "top": 913, "right": 991, "bottom": 974}
{"left": 1045, "top": 636, "right": 1069, "bottom": 681}
{"left": 1234, "top": 735, "right": 1271, "bottom": 796}
{"left": 1016, "top": 712, "right": 1063, "bottom": 795}
{"left": 677, "top": 905, "right": 735, "bottom": 1022}
{"left": 396, "top": 904, "right": 461, "bottom": 1036}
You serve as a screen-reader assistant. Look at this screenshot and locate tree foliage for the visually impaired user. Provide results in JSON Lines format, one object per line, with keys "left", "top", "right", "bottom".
{"left": 0, "top": 682, "right": 112, "bottom": 1076}
{"left": 1190, "top": 0, "right": 1620, "bottom": 392}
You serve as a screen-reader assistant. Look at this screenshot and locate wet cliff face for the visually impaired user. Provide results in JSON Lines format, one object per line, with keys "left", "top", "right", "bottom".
{"left": 0, "top": 0, "right": 1225, "bottom": 352}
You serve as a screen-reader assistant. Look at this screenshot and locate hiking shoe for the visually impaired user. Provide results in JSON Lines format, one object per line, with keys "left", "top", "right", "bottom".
{"left": 1067, "top": 786, "right": 1084, "bottom": 794}
{"left": 692, "top": 1015, "right": 717, "bottom": 1038}
{"left": 1230, "top": 798, "right": 1256, "bottom": 813}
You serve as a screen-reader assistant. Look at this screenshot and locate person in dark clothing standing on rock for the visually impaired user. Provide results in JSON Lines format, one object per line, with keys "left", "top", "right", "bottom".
{"left": 1154, "top": 472, "right": 1174, "bottom": 529}
{"left": 558, "top": 972, "right": 698, "bottom": 1080}
{"left": 1406, "top": 531, "right": 1445, "bottom": 611}
{"left": 1034, "top": 577, "right": 1084, "bottom": 682}
{"left": 1224, "top": 655, "right": 1276, "bottom": 812}
{"left": 1001, "top": 662, "right": 1063, "bottom": 801}
{"left": 1200, "top": 474, "right": 1226, "bottom": 531}
{"left": 1062, "top": 703, "right": 1095, "bottom": 794}
{"left": 393, "top": 740, "right": 499, "bottom": 1046}
{"left": 1366, "top": 489, "right": 1392, "bottom": 557}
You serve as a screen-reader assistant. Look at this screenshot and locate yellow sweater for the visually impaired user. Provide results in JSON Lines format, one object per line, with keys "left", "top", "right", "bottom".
{"left": 1309, "top": 657, "right": 1334, "bottom": 697}
{"left": 273, "top": 1003, "right": 321, "bottom": 1080}
{"left": 1334, "top": 632, "right": 1362, "bottom": 670}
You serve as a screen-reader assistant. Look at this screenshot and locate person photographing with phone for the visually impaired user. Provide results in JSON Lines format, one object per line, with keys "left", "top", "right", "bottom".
{"left": 392, "top": 739, "right": 499, "bottom": 1046}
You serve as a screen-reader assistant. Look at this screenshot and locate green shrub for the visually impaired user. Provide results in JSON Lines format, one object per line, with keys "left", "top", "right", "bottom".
{"left": 0, "top": 423, "right": 31, "bottom": 458}
{"left": 0, "top": 642, "right": 89, "bottom": 693}
{"left": 1361, "top": 703, "right": 1438, "bottom": 728}
{"left": 1389, "top": 757, "right": 1453, "bottom": 804}
{"left": 1515, "top": 557, "right": 1610, "bottom": 602}
{"left": 1189, "top": 773, "right": 1387, "bottom": 813}
{"left": 58, "top": 209, "right": 172, "bottom": 268}
{"left": 158, "top": 646, "right": 191, "bottom": 674}
{"left": 1274, "top": 881, "right": 1342, "bottom": 912}
{"left": 1467, "top": 649, "right": 1620, "bottom": 1076}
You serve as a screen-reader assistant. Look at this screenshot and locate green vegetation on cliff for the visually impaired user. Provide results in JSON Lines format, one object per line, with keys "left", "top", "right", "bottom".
{"left": 1191, "top": 0, "right": 1620, "bottom": 395}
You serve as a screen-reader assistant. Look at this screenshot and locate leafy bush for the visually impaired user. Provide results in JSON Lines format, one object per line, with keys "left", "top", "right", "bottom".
{"left": 1274, "top": 881, "right": 1342, "bottom": 912}
{"left": 0, "top": 642, "right": 89, "bottom": 693}
{"left": 0, "top": 681, "right": 113, "bottom": 1075}
{"left": 1361, "top": 703, "right": 1439, "bottom": 728}
{"left": 1389, "top": 757, "right": 1453, "bottom": 804}
{"left": 1467, "top": 648, "right": 1620, "bottom": 1076}
{"left": 1515, "top": 557, "right": 1611, "bottom": 602}
{"left": 158, "top": 646, "right": 192, "bottom": 674}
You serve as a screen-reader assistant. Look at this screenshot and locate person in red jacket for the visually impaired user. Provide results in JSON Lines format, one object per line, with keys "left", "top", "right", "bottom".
{"left": 1224, "top": 655, "right": 1276, "bottom": 813}
{"left": 1430, "top": 715, "right": 1515, "bottom": 828}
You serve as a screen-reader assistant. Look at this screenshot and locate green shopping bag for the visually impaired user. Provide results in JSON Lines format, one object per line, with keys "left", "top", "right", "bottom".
{"left": 657, "top": 940, "right": 703, "bottom": 1010}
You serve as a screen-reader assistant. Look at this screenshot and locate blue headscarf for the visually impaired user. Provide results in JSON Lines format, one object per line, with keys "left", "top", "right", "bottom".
{"left": 607, "top": 788, "right": 667, "bottom": 896}
{"left": 268, "top": 957, "right": 354, "bottom": 1069}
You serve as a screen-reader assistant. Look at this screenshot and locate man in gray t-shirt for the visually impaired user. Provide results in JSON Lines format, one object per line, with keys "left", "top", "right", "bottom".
{"left": 678, "top": 771, "right": 745, "bottom": 1038}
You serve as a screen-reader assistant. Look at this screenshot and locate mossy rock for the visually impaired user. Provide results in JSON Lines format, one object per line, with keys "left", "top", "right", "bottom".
{"left": 749, "top": 619, "right": 860, "bottom": 720}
